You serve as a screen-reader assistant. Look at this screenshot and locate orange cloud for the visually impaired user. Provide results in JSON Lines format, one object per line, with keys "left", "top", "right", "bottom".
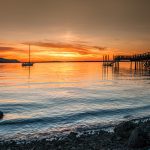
{"left": 23, "top": 41, "right": 106, "bottom": 55}
{"left": 0, "top": 46, "right": 15, "bottom": 51}
{"left": 1, "top": 41, "right": 109, "bottom": 62}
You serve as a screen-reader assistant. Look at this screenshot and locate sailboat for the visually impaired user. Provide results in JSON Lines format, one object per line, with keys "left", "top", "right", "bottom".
{"left": 22, "top": 44, "right": 34, "bottom": 67}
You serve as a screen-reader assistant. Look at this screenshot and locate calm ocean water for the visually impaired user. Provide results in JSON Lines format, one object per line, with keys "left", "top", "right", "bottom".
{"left": 0, "top": 62, "right": 150, "bottom": 140}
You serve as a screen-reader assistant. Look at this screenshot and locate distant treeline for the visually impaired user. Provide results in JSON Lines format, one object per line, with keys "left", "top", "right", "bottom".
{"left": 0, "top": 58, "right": 20, "bottom": 63}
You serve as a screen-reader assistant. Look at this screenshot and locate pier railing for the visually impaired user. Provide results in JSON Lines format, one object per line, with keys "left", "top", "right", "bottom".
{"left": 114, "top": 52, "right": 150, "bottom": 62}
{"left": 103, "top": 52, "right": 150, "bottom": 70}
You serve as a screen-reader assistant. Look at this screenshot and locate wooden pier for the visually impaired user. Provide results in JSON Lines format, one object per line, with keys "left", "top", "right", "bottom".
{"left": 103, "top": 52, "right": 150, "bottom": 70}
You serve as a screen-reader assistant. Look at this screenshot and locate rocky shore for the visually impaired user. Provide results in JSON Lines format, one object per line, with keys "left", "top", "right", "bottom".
{"left": 0, "top": 119, "right": 150, "bottom": 150}
{"left": 0, "top": 111, "right": 3, "bottom": 119}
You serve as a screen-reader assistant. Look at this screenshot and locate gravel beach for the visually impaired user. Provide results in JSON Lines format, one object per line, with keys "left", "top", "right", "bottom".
{"left": 0, "top": 119, "right": 150, "bottom": 150}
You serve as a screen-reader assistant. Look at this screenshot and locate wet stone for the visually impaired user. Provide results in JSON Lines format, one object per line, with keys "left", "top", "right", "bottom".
{"left": 0, "top": 111, "right": 4, "bottom": 119}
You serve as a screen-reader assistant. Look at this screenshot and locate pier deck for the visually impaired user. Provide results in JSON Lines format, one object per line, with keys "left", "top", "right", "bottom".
{"left": 103, "top": 52, "right": 150, "bottom": 70}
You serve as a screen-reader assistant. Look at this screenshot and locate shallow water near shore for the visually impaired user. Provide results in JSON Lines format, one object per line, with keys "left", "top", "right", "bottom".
{"left": 0, "top": 62, "right": 150, "bottom": 140}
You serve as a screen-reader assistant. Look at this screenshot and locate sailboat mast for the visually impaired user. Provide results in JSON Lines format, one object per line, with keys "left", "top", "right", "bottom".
{"left": 29, "top": 44, "right": 30, "bottom": 63}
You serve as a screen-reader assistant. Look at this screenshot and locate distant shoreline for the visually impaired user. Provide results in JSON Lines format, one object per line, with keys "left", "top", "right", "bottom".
{"left": 0, "top": 58, "right": 20, "bottom": 63}
{"left": 0, "top": 60, "right": 131, "bottom": 63}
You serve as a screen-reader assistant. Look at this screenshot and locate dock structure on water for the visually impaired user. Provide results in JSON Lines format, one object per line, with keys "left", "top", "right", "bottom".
{"left": 103, "top": 52, "right": 150, "bottom": 70}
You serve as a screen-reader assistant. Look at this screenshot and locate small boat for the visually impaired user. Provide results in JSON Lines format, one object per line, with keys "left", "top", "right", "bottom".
{"left": 103, "top": 62, "right": 114, "bottom": 67}
{"left": 144, "top": 61, "right": 150, "bottom": 70}
{"left": 22, "top": 44, "right": 33, "bottom": 67}
{"left": 22, "top": 62, "right": 33, "bottom": 66}
{"left": 144, "top": 61, "right": 150, "bottom": 67}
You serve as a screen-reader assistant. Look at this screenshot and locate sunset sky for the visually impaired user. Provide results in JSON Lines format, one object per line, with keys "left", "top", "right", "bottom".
{"left": 0, "top": 0, "right": 150, "bottom": 62}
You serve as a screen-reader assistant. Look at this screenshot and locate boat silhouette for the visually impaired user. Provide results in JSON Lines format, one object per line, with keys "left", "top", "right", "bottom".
{"left": 22, "top": 44, "right": 33, "bottom": 67}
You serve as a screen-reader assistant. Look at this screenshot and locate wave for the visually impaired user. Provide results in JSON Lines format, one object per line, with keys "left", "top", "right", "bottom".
{"left": 0, "top": 115, "right": 150, "bottom": 142}
{"left": 0, "top": 105, "right": 150, "bottom": 126}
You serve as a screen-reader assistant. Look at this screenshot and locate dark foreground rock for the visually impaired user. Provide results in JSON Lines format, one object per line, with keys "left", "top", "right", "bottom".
{"left": 128, "top": 127, "right": 147, "bottom": 148}
{"left": 128, "top": 120, "right": 150, "bottom": 148}
{"left": 0, "top": 111, "right": 3, "bottom": 119}
{"left": 114, "top": 121, "right": 137, "bottom": 138}
{"left": 0, "top": 120, "right": 150, "bottom": 150}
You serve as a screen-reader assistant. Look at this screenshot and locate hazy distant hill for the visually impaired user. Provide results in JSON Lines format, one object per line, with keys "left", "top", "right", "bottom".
{"left": 0, "top": 58, "right": 20, "bottom": 63}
